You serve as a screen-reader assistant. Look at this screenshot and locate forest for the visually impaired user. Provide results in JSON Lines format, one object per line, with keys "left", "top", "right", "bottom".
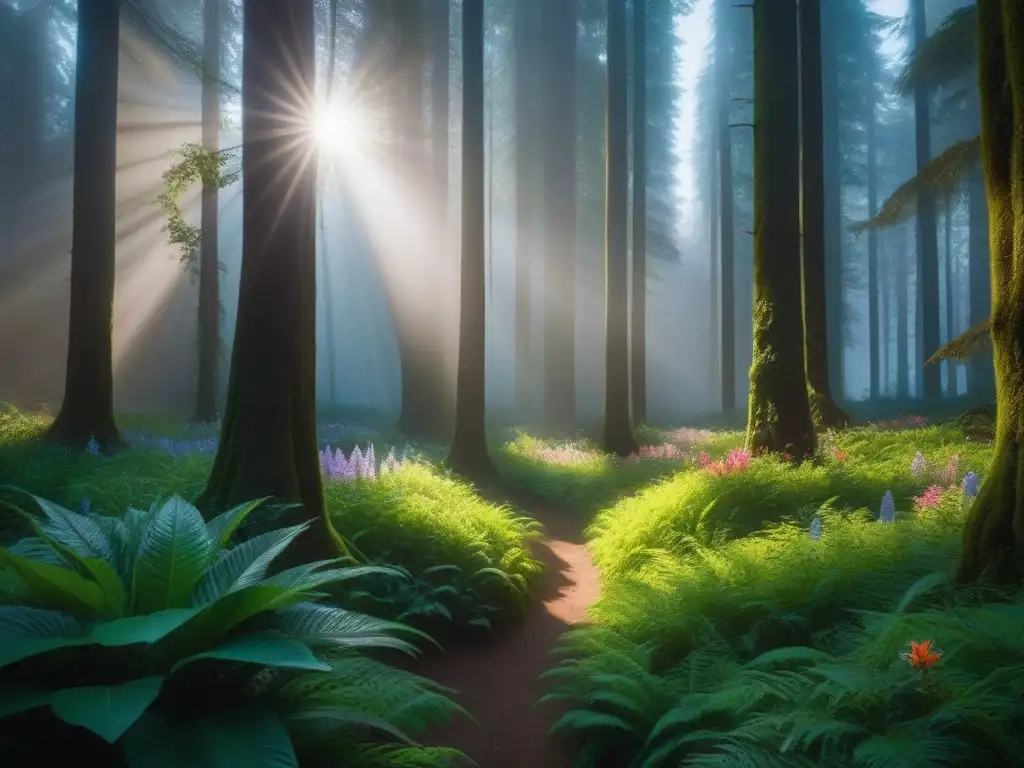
{"left": 0, "top": 0, "right": 1022, "bottom": 766}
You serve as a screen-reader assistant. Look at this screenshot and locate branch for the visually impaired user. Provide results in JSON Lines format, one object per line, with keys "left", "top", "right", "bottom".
{"left": 926, "top": 318, "right": 991, "bottom": 365}
{"left": 895, "top": 5, "right": 977, "bottom": 97}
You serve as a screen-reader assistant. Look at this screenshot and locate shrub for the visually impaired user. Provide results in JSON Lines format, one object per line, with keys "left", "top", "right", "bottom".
{"left": 0, "top": 493, "right": 466, "bottom": 767}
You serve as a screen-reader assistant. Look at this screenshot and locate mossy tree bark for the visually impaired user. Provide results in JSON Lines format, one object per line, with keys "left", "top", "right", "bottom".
{"left": 799, "top": 0, "right": 850, "bottom": 429}
{"left": 602, "top": 0, "right": 638, "bottom": 458}
{"left": 542, "top": 0, "right": 577, "bottom": 437}
{"left": 630, "top": 0, "right": 648, "bottom": 427}
{"left": 194, "top": 0, "right": 221, "bottom": 424}
{"left": 745, "top": 0, "right": 816, "bottom": 459}
{"left": 957, "top": 0, "right": 1024, "bottom": 584}
{"left": 447, "top": 0, "right": 494, "bottom": 480}
{"left": 47, "top": 0, "right": 121, "bottom": 451}
{"left": 197, "top": 0, "right": 345, "bottom": 565}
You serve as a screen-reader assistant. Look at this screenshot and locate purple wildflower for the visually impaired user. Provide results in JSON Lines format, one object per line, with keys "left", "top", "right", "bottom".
{"left": 910, "top": 452, "right": 927, "bottom": 477}
{"left": 879, "top": 490, "right": 896, "bottom": 523}
{"left": 942, "top": 454, "right": 960, "bottom": 487}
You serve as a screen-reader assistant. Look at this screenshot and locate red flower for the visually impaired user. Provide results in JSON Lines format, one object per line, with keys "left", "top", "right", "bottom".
{"left": 901, "top": 639, "right": 942, "bottom": 671}
{"left": 831, "top": 447, "right": 848, "bottom": 462}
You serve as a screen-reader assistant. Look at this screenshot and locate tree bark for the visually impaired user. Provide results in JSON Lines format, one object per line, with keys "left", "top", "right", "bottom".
{"left": 198, "top": 0, "right": 345, "bottom": 564}
{"left": 896, "top": 222, "right": 910, "bottom": 399}
{"left": 47, "top": 0, "right": 122, "bottom": 450}
{"left": 447, "top": 0, "right": 493, "bottom": 478}
{"left": 630, "top": 0, "right": 648, "bottom": 426}
{"left": 943, "top": 201, "right": 958, "bottom": 397}
{"left": 317, "top": 0, "right": 340, "bottom": 406}
{"left": 881, "top": 234, "right": 891, "bottom": 394}
{"left": 604, "top": 0, "right": 638, "bottom": 457}
{"left": 542, "top": 0, "right": 577, "bottom": 436}
{"left": 746, "top": 0, "right": 815, "bottom": 458}
{"left": 715, "top": 0, "right": 736, "bottom": 413}
{"left": 867, "top": 89, "right": 880, "bottom": 401}
{"left": 911, "top": 0, "right": 942, "bottom": 400}
{"left": 957, "top": 0, "right": 1024, "bottom": 584}
{"left": 194, "top": 0, "right": 222, "bottom": 423}
{"left": 967, "top": 163, "right": 993, "bottom": 398}
{"left": 799, "top": 0, "right": 849, "bottom": 428}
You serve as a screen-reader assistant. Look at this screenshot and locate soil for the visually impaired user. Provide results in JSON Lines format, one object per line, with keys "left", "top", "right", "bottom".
{"left": 414, "top": 500, "right": 601, "bottom": 768}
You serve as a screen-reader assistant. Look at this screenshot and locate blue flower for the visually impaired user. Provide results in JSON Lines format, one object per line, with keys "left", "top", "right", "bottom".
{"left": 961, "top": 471, "right": 980, "bottom": 498}
{"left": 809, "top": 517, "right": 823, "bottom": 541}
{"left": 879, "top": 490, "right": 896, "bottom": 523}
{"left": 86, "top": 437, "right": 100, "bottom": 455}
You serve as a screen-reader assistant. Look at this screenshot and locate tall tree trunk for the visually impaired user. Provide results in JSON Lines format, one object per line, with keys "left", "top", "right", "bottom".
{"left": 799, "top": 0, "right": 849, "bottom": 428}
{"left": 630, "top": 0, "right": 648, "bottom": 426}
{"left": 431, "top": 0, "right": 450, "bottom": 191}
{"left": 746, "top": 0, "right": 815, "bottom": 458}
{"left": 896, "top": 223, "right": 910, "bottom": 399}
{"left": 911, "top": 0, "right": 942, "bottom": 400}
{"left": 194, "top": 0, "right": 222, "bottom": 423}
{"left": 819, "top": 0, "right": 844, "bottom": 399}
{"left": 47, "top": 0, "right": 121, "bottom": 450}
{"left": 0, "top": 5, "right": 45, "bottom": 190}
{"left": 317, "top": 0, "right": 340, "bottom": 406}
{"left": 513, "top": 0, "right": 539, "bottom": 424}
{"left": 709, "top": 134, "right": 720, "bottom": 401}
{"left": 198, "top": 0, "right": 345, "bottom": 564}
{"left": 448, "top": 0, "right": 492, "bottom": 477}
{"left": 867, "top": 90, "right": 880, "bottom": 402}
{"left": 957, "top": 0, "right": 1024, "bottom": 584}
{"left": 715, "top": 0, "right": 736, "bottom": 413}
{"left": 603, "top": 0, "right": 637, "bottom": 457}
{"left": 944, "top": 201, "right": 959, "bottom": 397}
{"left": 542, "top": 0, "right": 577, "bottom": 436}
{"left": 967, "top": 163, "right": 993, "bottom": 398}
{"left": 881, "top": 234, "right": 891, "bottom": 395}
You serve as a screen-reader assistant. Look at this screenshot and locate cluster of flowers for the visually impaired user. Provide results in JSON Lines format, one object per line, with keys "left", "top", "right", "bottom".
{"left": 122, "top": 432, "right": 219, "bottom": 455}
{"left": 908, "top": 451, "right": 981, "bottom": 511}
{"left": 698, "top": 448, "right": 751, "bottom": 476}
{"left": 529, "top": 441, "right": 601, "bottom": 465}
{"left": 318, "top": 443, "right": 410, "bottom": 481}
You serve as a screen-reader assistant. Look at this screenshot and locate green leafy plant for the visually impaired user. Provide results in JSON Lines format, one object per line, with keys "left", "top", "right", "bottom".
{"left": 0, "top": 493, "right": 469, "bottom": 767}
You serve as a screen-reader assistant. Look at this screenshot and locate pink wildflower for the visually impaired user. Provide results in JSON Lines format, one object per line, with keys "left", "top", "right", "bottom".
{"left": 831, "top": 447, "right": 848, "bottom": 463}
{"left": 913, "top": 485, "right": 944, "bottom": 510}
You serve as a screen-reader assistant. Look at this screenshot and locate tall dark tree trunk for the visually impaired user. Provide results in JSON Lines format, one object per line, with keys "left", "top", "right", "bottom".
{"left": 542, "top": 0, "right": 577, "bottom": 435}
{"left": 47, "top": 0, "right": 122, "bottom": 450}
{"left": 194, "top": 0, "right": 222, "bottom": 423}
{"left": 514, "top": 0, "right": 539, "bottom": 423}
{"left": 943, "top": 201, "right": 958, "bottom": 397}
{"left": 819, "top": 0, "right": 844, "bottom": 399}
{"left": 447, "top": 0, "right": 492, "bottom": 477}
{"left": 630, "top": 0, "right": 648, "bottom": 426}
{"left": 709, "top": 136, "right": 720, "bottom": 400}
{"left": 603, "top": 0, "right": 637, "bottom": 457}
{"left": 867, "top": 91, "right": 880, "bottom": 401}
{"left": 746, "top": 0, "right": 815, "bottom": 458}
{"left": 431, "top": 0, "right": 450, "bottom": 191}
{"left": 318, "top": 0, "right": 340, "bottom": 406}
{"left": 957, "top": 0, "right": 1024, "bottom": 585}
{"left": 896, "top": 223, "right": 910, "bottom": 399}
{"left": 967, "top": 163, "right": 993, "bottom": 398}
{"left": 911, "top": 0, "right": 941, "bottom": 400}
{"left": 198, "top": 0, "right": 345, "bottom": 564}
{"left": 799, "top": 0, "right": 849, "bottom": 428}
{"left": 881, "top": 235, "right": 891, "bottom": 395}
{"left": 0, "top": 4, "right": 45, "bottom": 191}
{"left": 715, "top": 0, "right": 736, "bottom": 413}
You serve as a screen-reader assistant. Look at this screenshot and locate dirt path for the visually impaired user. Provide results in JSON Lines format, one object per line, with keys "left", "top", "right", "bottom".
{"left": 415, "top": 502, "right": 600, "bottom": 767}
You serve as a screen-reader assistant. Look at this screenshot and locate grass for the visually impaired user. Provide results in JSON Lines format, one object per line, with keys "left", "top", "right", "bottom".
{"left": 540, "top": 417, "right": 1024, "bottom": 767}
{"left": 0, "top": 404, "right": 540, "bottom": 635}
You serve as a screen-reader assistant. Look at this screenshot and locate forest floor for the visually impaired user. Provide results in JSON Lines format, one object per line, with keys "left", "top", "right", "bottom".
{"left": 414, "top": 498, "right": 600, "bottom": 768}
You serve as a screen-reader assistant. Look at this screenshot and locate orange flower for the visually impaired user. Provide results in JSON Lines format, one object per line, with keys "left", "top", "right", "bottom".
{"left": 902, "top": 640, "right": 942, "bottom": 671}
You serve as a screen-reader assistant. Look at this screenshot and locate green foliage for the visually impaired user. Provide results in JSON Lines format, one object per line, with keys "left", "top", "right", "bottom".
{"left": 0, "top": 494, "right": 467, "bottom": 767}
{"left": 543, "top": 424, "right": 1022, "bottom": 767}
{"left": 157, "top": 142, "right": 239, "bottom": 280}
{"left": 894, "top": 6, "right": 977, "bottom": 98}
{"left": 926, "top": 319, "right": 992, "bottom": 365}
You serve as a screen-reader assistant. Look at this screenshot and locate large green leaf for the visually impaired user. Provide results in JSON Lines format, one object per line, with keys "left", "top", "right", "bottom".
{"left": 0, "top": 685, "right": 50, "bottom": 718}
{"left": 124, "top": 709, "right": 298, "bottom": 768}
{"left": 204, "top": 498, "right": 269, "bottom": 550}
{"left": 175, "top": 584, "right": 306, "bottom": 649}
{"left": 190, "top": 524, "right": 310, "bottom": 606}
{"left": 268, "top": 603, "right": 422, "bottom": 653}
{"left": 47, "top": 677, "right": 165, "bottom": 743}
{"left": 0, "top": 605, "right": 88, "bottom": 669}
{"left": 0, "top": 547, "right": 110, "bottom": 616}
{"left": 133, "top": 496, "right": 213, "bottom": 613}
{"left": 89, "top": 607, "right": 204, "bottom": 647}
{"left": 171, "top": 632, "right": 329, "bottom": 674}
{"left": 30, "top": 495, "right": 115, "bottom": 564}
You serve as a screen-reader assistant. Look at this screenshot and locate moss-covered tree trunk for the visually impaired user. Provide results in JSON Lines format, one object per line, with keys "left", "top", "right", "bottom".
{"left": 799, "top": 0, "right": 849, "bottom": 429}
{"left": 911, "top": 0, "right": 942, "bottom": 401}
{"left": 47, "top": 0, "right": 121, "bottom": 450}
{"left": 715, "top": 0, "right": 736, "bottom": 413}
{"left": 447, "top": 0, "right": 493, "bottom": 478}
{"left": 198, "top": 0, "right": 345, "bottom": 564}
{"left": 957, "top": 0, "right": 1024, "bottom": 584}
{"left": 514, "top": 0, "right": 541, "bottom": 424}
{"left": 630, "top": 0, "right": 648, "bottom": 427}
{"left": 745, "top": 0, "right": 815, "bottom": 458}
{"left": 194, "top": 0, "right": 221, "bottom": 424}
{"left": 542, "top": 0, "right": 577, "bottom": 436}
{"left": 603, "top": 0, "right": 638, "bottom": 457}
